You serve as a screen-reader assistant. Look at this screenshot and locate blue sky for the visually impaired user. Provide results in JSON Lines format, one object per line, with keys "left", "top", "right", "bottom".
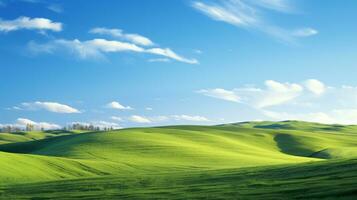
{"left": 1, "top": 0, "right": 357, "bottom": 129}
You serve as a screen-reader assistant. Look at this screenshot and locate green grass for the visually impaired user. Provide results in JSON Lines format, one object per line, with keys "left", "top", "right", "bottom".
{"left": 1, "top": 158, "right": 357, "bottom": 199}
{"left": 0, "top": 130, "right": 85, "bottom": 144}
{"left": 1, "top": 121, "right": 357, "bottom": 199}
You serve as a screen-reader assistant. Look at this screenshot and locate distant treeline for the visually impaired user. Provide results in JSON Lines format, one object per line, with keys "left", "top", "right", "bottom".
{"left": 0, "top": 123, "right": 114, "bottom": 133}
{"left": 66, "top": 123, "right": 114, "bottom": 131}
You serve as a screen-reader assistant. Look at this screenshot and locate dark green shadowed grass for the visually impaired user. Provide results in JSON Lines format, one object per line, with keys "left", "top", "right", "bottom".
{"left": 1, "top": 159, "right": 357, "bottom": 199}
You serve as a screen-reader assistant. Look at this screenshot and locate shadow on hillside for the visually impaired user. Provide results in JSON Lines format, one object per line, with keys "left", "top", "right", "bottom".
{"left": 44, "top": 130, "right": 75, "bottom": 135}
{"left": 274, "top": 134, "right": 318, "bottom": 158}
{"left": 319, "top": 125, "right": 345, "bottom": 132}
{"left": 254, "top": 124, "right": 294, "bottom": 130}
{"left": 4, "top": 132, "right": 27, "bottom": 136}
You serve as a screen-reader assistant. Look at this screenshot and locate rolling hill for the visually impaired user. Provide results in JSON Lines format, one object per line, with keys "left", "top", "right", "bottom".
{"left": 0, "top": 130, "right": 86, "bottom": 145}
{"left": 0, "top": 121, "right": 357, "bottom": 199}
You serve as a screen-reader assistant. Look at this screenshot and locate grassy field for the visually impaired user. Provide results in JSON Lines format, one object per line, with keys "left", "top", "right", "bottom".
{"left": 0, "top": 121, "right": 357, "bottom": 199}
{"left": 0, "top": 130, "right": 85, "bottom": 145}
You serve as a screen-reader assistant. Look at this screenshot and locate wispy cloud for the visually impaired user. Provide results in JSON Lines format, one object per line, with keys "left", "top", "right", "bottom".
{"left": 192, "top": 0, "right": 317, "bottom": 43}
{"left": 90, "top": 27, "right": 154, "bottom": 46}
{"left": 20, "top": 0, "right": 41, "bottom": 3}
{"left": 89, "top": 27, "right": 198, "bottom": 64}
{"left": 0, "top": 16, "right": 62, "bottom": 32}
{"left": 47, "top": 4, "right": 63, "bottom": 13}
{"left": 111, "top": 116, "right": 124, "bottom": 121}
{"left": 28, "top": 38, "right": 198, "bottom": 64}
{"left": 28, "top": 38, "right": 143, "bottom": 60}
{"left": 193, "top": 49, "right": 203, "bottom": 54}
{"left": 292, "top": 28, "right": 318, "bottom": 37}
{"left": 171, "top": 115, "right": 210, "bottom": 122}
{"left": 148, "top": 58, "right": 171, "bottom": 63}
{"left": 129, "top": 115, "right": 152, "bottom": 123}
{"left": 16, "top": 0, "right": 63, "bottom": 13}
{"left": 20, "top": 101, "right": 80, "bottom": 113}
{"left": 192, "top": 1, "right": 258, "bottom": 27}
{"left": 197, "top": 88, "right": 241, "bottom": 103}
{"left": 128, "top": 114, "right": 210, "bottom": 124}
{"left": 106, "top": 101, "right": 133, "bottom": 110}
{"left": 250, "top": 0, "right": 293, "bottom": 13}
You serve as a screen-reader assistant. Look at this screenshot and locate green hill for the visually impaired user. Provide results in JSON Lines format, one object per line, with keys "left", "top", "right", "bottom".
{"left": 0, "top": 130, "right": 85, "bottom": 145}
{"left": 1, "top": 121, "right": 357, "bottom": 199}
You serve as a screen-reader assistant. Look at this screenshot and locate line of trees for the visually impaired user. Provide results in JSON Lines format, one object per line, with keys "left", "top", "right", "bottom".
{"left": 1, "top": 123, "right": 114, "bottom": 133}
{"left": 0, "top": 124, "right": 43, "bottom": 132}
{"left": 65, "top": 123, "right": 114, "bottom": 131}
{"left": 0, "top": 126, "right": 23, "bottom": 133}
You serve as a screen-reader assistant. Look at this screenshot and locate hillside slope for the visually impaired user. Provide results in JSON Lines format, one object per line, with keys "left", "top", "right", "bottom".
{"left": 0, "top": 130, "right": 85, "bottom": 144}
{"left": 1, "top": 122, "right": 357, "bottom": 183}
{"left": 0, "top": 121, "right": 357, "bottom": 199}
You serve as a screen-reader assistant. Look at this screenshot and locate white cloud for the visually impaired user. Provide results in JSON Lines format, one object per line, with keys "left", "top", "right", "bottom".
{"left": 90, "top": 27, "right": 154, "bottom": 46}
{"left": 261, "top": 110, "right": 335, "bottom": 124}
{"left": 145, "top": 107, "right": 153, "bottom": 111}
{"left": 29, "top": 38, "right": 197, "bottom": 64}
{"left": 90, "top": 38, "right": 145, "bottom": 52}
{"left": 129, "top": 115, "right": 152, "bottom": 123}
{"left": 262, "top": 109, "right": 357, "bottom": 125}
{"left": 0, "top": 16, "right": 62, "bottom": 32}
{"left": 198, "top": 80, "right": 304, "bottom": 108}
{"left": 21, "top": 101, "right": 80, "bottom": 113}
{"left": 148, "top": 58, "right": 171, "bottom": 63}
{"left": 292, "top": 28, "right": 318, "bottom": 37}
{"left": 28, "top": 38, "right": 143, "bottom": 59}
{"left": 19, "top": 118, "right": 61, "bottom": 130}
{"left": 106, "top": 101, "right": 133, "bottom": 110}
{"left": 16, "top": 118, "right": 35, "bottom": 125}
{"left": 0, "top": 118, "right": 61, "bottom": 130}
{"left": 146, "top": 48, "right": 198, "bottom": 64}
{"left": 256, "top": 80, "right": 303, "bottom": 108}
{"left": 11, "top": 106, "right": 22, "bottom": 110}
{"left": 304, "top": 79, "right": 326, "bottom": 95}
{"left": 171, "top": 115, "right": 210, "bottom": 122}
{"left": 197, "top": 79, "right": 339, "bottom": 110}
{"left": 192, "top": 1, "right": 256, "bottom": 27}
{"left": 194, "top": 49, "right": 203, "bottom": 54}
{"left": 47, "top": 4, "right": 63, "bottom": 13}
{"left": 192, "top": 0, "right": 317, "bottom": 43}
{"left": 111, "top": 116, "right": 123, "bottom": 121}
{"left": 331, "top": 109, "right": 357, "bottom": 124}
{"left": 197, "top": 88, "right": 241, "bottom": 103}
{"left": 250, "top": 0, "right": 292, "bottom": 12}
{"left": 20, "top": 0, "right": 41, "bottom": 3}
{"left": 127, "top": 114, "right": 210, "bottom": 124}
{"left": 197, "top": 79, "right": 357, "bottom": 125}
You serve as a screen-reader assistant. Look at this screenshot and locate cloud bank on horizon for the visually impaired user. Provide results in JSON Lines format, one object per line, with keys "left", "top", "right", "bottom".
{"left": 198, "top": 79, "right": 357, "bottom": 125}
